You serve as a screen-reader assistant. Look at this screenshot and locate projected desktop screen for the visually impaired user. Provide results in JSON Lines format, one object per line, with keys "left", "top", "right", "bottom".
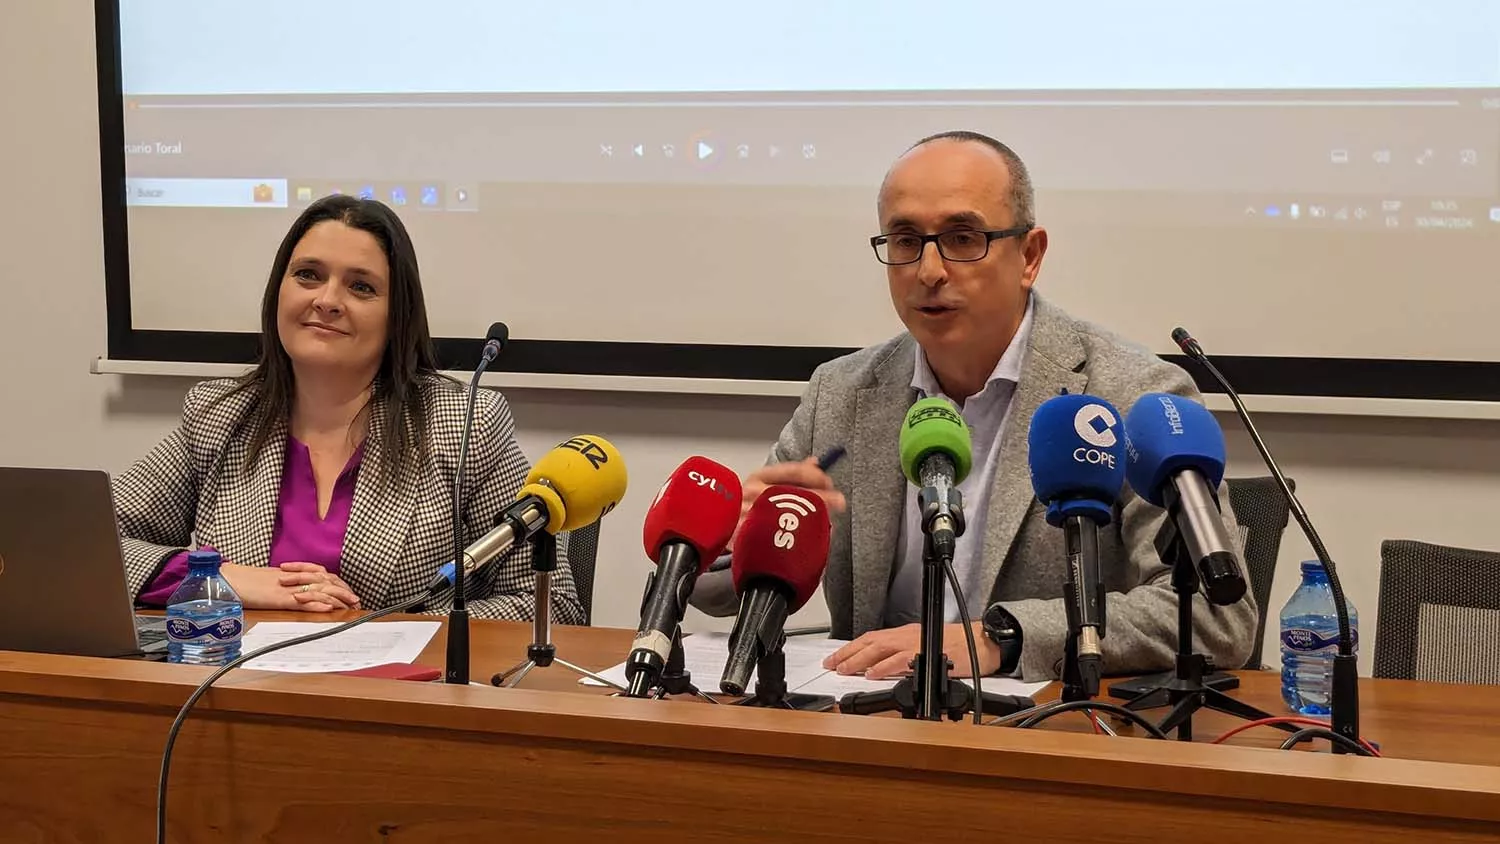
{"left": 104, "top": 1, "right": 1500, "bottom": 398}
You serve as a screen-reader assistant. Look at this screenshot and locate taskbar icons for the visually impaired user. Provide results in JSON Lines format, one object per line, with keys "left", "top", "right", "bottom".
{"left": 288, "top": 180, "right": 478, "bottom": 212}
{"left": 1243, "top": 197, "right": 1500, "bottom": 230}
{"left": 1329, "top": 145, "right": 1482, "bottom": 169}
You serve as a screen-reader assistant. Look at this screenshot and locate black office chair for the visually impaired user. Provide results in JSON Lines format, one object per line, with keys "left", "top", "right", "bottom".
{"left": 565, "top": 521, "right": 602, "bottom": 626}
{"left": 1225, "top": 476, "right": 1295, "bottom": 669}
{"left": 1374, "top": 539, "right": 1500, "bottom": 684}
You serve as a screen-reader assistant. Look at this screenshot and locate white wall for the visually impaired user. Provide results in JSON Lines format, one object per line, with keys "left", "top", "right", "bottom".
{"left": 5, "top": 1, "right": 1499, "bottom": 675}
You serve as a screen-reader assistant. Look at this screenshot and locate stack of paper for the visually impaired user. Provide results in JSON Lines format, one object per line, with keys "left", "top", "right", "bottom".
{"left": 583, "top": 631, "right": 1049, "bottom": 700}
{"left": 238, "top": 621, "right": 441, "bottom": 673}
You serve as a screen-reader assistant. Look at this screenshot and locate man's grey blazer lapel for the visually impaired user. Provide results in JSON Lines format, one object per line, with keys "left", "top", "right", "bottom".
{"left": 849, "top": 337, "right": 916, "bottom": 635}
{"left": 977, "top": 297, "right": 1088, "bottom": 602}
{"left": 343, "top": 397, "right": 419, "bottom": 609}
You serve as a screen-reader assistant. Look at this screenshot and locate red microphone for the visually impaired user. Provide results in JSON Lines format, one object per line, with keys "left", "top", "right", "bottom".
{"left": 719, "top": 485, "right": 832, "bottom": 696}
{"left": 623, "top": 456, "right": 742, "bottom": 697}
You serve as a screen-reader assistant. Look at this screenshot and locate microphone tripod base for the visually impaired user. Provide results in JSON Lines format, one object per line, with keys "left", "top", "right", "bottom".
{"left": 490, "top": 531, "right": 625, "bottom": 693}
{"left": 1112, "top": 653, "right": 1283, "bottom": 741}
{"left": 838, "top": 676, "right": 1035, "bottom": 721}
{"left": 733, "top": 646, "right": 834, "bottom": 712}
{"left": 648, "top": 627, "right": 717, "bottom": 704}
{"left": 735, "top": 692, "right": 836, "bottom": 712}
{"left": 492, "top": 649, "right": 625, "bottom": 692}
{"left": 837, "top": 527, "right": 1034, "bottom": 721}
{"left": 1108, "top": 669, "right": 1238, "bottom": 701}
{"left": 1108, "top": 524, "right": 1289, "bottom": 740}
{"left": 653, "top": 667, "right": 717, "bottom": 704}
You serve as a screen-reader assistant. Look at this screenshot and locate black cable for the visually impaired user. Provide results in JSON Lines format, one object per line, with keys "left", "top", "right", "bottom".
{"left": 1015, "top": 699, "right": 1170, "bottom": 740}
{"left": 984, "top": 699, "right": 1060, "bottom": 727}
{"left": 940, "top": 558, "right": 983, "bottom": 725}
{"left": 1278, "top": 726, "right": 1376, "bottom": 756}
{"left": 155, "top": 598, "right": 420, "bottom": 844}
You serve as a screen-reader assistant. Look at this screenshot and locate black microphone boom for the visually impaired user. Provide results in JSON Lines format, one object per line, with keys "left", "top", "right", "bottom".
{"left": 447, "top": 321, "right": 509, "bottom": 685}
{"left": 1062, "top": 515, "right": 1105, "bottom": 697}
{"left": 1172, "top": 326, "right": 1360, "bottom": 752}
{"left": 624, "top": 542, "right": 702, "bottom": 697}
{"left": 721, "top": 583, "right": 790, "bottom": 696}
{"left": 422, "top": 496, "right": 550, "bottom": 598}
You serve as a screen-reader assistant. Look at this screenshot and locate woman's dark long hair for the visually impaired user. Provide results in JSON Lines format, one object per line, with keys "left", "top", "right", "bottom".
{"left": 232, "top": 195, "right": 440, "bottom": 483}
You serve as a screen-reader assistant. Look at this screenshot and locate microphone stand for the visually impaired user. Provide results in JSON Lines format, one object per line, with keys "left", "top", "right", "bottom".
{"left": 1175, "top": 329, "right": 1361, "bottom": 753}
{"left": 491, "top": 530, "right": 624, "bottom": 691}
{"left": 733, "top": 632, "right": 836, "bottom": 712}
{"left": 648, "top": 627, "right": 718, "bottom": 704}
{"left": 1115, "top": 490, "right": 1285, "bottom": 740}
{"left": 838, "top": 480, "right": 1032, "bottom": 721}
{"left": 446, "top": 339, "right": 502, "bottom": 684}
{"left": 1059, "top": 514, "right": 1103, "bottom": 703}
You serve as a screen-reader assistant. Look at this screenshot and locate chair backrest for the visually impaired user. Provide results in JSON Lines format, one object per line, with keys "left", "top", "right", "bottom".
{"left": 1374, "top": 539, "right": 1500, "bottom": 684}
{"left": 1225, "top": 476, "right": 1295, "bottom": 669}
{"left": 565, "top": 521, "right": 602, "bottom": 626}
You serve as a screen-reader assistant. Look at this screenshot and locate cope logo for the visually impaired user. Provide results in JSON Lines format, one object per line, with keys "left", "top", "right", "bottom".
{"left": 1074, "top": 404, "right": 1118, "bottom": 448}
{"left": 559, "top": 436, "right": 609, "bottom": 469}
{"left": 1072, "top": 403, "right": 1119, "bottom": 468}
{"left": 769, "top": 492, "right": 818, "bottom": 549}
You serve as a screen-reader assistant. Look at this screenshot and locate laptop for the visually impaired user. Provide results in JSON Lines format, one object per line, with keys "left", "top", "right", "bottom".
{"left": 0, "top": 466, "right": 168, "bottom": 659}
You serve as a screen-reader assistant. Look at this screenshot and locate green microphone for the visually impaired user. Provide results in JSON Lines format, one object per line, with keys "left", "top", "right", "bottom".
{"left": 898, "top": 396, "right": 973, "bottom": 563}
{"left": 900, "top": 397, "right": 974, "bottom": 487}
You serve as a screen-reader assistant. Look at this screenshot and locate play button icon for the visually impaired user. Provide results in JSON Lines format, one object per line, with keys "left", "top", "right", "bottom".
{"left": 697, "top": 141, "right": 714, "bottom": 160}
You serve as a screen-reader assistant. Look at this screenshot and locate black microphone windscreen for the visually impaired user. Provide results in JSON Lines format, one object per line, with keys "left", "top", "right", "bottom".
{"left": 486, "top": 322, "right": 510, "bottom": 347}
{"left": 1171, "top": 327, "right": 1194, "bottom": 353}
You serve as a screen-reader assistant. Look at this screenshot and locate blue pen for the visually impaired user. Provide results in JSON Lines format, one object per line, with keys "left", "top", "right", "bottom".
{"left": 816, "top": 445, "right": 847, "bottom": 472}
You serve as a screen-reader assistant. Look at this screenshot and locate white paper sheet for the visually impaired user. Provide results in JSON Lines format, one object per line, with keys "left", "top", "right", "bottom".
{"left": 583, "top": 631, "right": 1050, "bottom": 702}
{"left": 586, "top": 631, "right": 834, "bottom": 693}
{"left": 238, "top": 621, "right": 440, "bottom": 673}
{"left": 794, "top": 668, "right": 1049, "bottom": 701}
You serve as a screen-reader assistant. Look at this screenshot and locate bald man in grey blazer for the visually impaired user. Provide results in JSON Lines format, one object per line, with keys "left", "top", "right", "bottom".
{"left": 689, "top": 131, "right": 1255, "bottom": 682}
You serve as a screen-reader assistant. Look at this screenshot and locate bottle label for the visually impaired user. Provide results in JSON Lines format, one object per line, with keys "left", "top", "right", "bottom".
{"left": 166, "top": 616, "right": 244, "bottom": 644}
{"left": 1281, "top": 627, "right": 1358, "bottom": 652}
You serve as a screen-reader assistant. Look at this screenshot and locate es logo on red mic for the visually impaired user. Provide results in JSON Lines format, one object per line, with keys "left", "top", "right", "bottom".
{"left": 769, "top": 492, "right": 818, "bottom": 549}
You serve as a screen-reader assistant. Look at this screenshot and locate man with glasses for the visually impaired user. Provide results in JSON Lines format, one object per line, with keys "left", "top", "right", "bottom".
{"left": 691, "top": 131, "right": 1254, "bottom": 683}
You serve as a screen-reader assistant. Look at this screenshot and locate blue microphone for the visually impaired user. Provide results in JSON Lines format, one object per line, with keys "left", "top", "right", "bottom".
{"left": 1027, "top": 393, "right": 1127, "bottom": 696}
{"left": 1028, "top": 393, "right": 1128, "bottom": 524}
{"left": 1124, "top": 393, "right": 1246, "bottom": 606}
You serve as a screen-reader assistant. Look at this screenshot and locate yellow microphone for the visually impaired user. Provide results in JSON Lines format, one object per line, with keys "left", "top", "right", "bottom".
{"left": 518, "top": 435, "right": 628, "bottom": 534}
{"left": 428, "top": 435, "right": 627, "bottom": 592}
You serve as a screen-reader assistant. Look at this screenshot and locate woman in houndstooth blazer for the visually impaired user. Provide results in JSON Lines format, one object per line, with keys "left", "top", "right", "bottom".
{"left": 112, "top": 195, "right": 583, "bottom": 623}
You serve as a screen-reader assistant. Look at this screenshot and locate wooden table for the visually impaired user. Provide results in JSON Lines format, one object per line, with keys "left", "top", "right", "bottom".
{"left": 3, "top": 613, "right": 1499, "bottom": 843}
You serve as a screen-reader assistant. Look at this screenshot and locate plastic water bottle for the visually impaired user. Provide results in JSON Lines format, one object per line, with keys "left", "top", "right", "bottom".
{"left": 165, "top": 550, "right": 244, "bottom": 665}
{"left": 1280, "top": 559, "right": 1358, "bottom": 715}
